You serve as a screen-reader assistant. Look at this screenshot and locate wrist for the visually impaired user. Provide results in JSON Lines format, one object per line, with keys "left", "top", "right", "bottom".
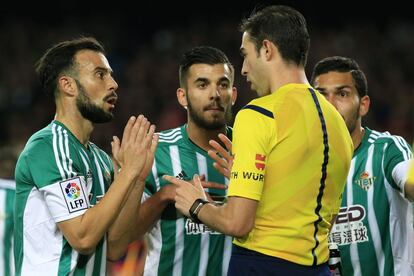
{"left": 189, "top": 198, "right": 209, "bottom": 223}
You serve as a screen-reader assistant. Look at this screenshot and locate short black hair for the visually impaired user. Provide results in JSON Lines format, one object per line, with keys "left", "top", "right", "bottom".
{"left": 35, "top": 37, "right": 105, "bottom": 98}
{"left": 179, "top": 46, "right": 234, "bottom": 88}
{"left": 311, "top": 56, "right": 368, "bottom": 97}
{"left": 239, "top": 5, "right": 310, "bottom": 67}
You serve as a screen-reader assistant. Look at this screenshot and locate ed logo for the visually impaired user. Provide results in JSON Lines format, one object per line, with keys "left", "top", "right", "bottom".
{"left": 60, "top": 177, "right": 89, "bottom": 213}
{"left": 335, "top": 205, "right": 365, "bottom": 224}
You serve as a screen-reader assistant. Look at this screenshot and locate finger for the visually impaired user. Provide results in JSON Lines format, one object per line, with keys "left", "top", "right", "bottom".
{"left": 142, "top": 124, "right": 156, "bottom": 149}
{"left": 130, "top": 115, "right": 145, "bottom": 143}
{"left": 149, "top": 131, "right": 159, "bottom": 154}
{"left": 209, "top": 140, "right": 232, "bottom": 161}
{"left": 201, "top": 181, "right": 227, "bottom": 190}
{"left": 199, "top": 174, "right": 206, "bottom": 181}
{"left": 213, "top": 162, "right": 231, "bottom": 179}
{"left": 135, "top": 117, "right": 150, "bottom": 144}
{"left": 122, "top": 116, "right": 137, "bottom": 144}
{"left": 193, "top": 175, "right": 208, "bottom": 200}
{"left": 163, "top": 174, "right": 187, "bottom": 187}
{"left": 111, "top": 136, "right": 121, "bottom": 157}
{"left": 218, "top": 133, "right": 232, "bottom": 152}
{"left": 208, "top": 150, "right": 229, "bottom": 168}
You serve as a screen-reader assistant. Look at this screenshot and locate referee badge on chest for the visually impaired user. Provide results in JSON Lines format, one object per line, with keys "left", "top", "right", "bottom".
{"left": 354, "top": 171, "right": 376, "bottom": 191}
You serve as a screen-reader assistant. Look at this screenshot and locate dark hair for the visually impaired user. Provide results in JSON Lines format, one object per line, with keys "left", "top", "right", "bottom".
{"left": 35, "top": 37, "right": 105, "bottom": 98}
{"left": 239, "top": 5, "right": 310, "bottom": 67}
{"left": 179, "top": 46, "right": 234, "bottom": 88}
{"left": 311, "top": 56, "right": 368, "bottom": 97}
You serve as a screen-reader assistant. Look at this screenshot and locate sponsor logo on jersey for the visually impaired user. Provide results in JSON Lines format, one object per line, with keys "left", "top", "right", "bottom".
{"left": 230, "top": 171, "right": 264, "bottom": 182}
{"left": 60, "top": 177, "right": 89, "bottom": 213}
{"left": 185, "top": 218, "right": 221, "bottom": 235}
{"left": 175, "top": 170, "right": 189, "bottom": 180}
{"left": 329, "top": 204, "right": 369, "bottom": 246}
{"left": 255, "top": 154, "right": 266, "bottom": 170}
{"left": 354, "top": 171, "right": 376, "bottom": 191}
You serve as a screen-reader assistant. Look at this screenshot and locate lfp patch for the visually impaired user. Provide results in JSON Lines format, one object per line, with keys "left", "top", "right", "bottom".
{"left": 59, "top": 177, "right": 89, "bottom": 213}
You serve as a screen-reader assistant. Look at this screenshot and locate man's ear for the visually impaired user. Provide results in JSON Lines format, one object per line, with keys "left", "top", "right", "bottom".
{"left": 177, "top": 88, "right": 188, "bottom": 109}
{"left": 58, "top": 76, "right": 76, "bottom": 97}
{"left": 359, "top": 95, "right": 370, "bottom": 117}
{"left": 231, "top": 87, "right": 237, "bottom": 106}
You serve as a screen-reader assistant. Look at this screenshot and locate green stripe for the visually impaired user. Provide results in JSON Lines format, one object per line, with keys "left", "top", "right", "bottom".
{"left": 3, "top": 189, "right": 14, "bottom": 276}
{"left": 207, "top": 235, "right": 224, "bottom": 275}
{"left": 58, "top": 239, "right": 72, "bottom": 275}
{"left": 158, "top": 220, "right": 175, "bottom": 276}
{"left": 92, "top": 239, "right": 104, "bottom": 276}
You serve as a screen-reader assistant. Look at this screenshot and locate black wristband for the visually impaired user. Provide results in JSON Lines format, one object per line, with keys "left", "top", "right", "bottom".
{"left": 189, "top": 198, "right": 209, "bottom": 223}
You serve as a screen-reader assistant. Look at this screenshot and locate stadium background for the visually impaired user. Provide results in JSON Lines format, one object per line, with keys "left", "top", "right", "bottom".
{"left": 0, "top": 1, "right": 413, "bottom": 155}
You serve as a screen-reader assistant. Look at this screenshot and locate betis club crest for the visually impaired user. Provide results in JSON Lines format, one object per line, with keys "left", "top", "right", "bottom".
{"left": 354, "top": 171, "right": 376, "bottom": 191}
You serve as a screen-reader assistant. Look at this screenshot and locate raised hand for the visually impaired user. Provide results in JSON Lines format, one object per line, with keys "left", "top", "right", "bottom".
{"left": 208, "top": 133, "right": 233, "bottom": 179}
{"left": 112, "top": 115, "right": 157, "bottom": 180}
{"left": 163, "top": 174, "right": 207, "bottom": 217}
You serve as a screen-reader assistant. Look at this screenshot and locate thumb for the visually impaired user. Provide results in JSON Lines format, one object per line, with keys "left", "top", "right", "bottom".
{"left": 193, "top": 174, "right": 207, "bottom": 200}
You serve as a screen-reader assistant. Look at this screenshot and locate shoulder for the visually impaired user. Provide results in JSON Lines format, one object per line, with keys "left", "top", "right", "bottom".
{"left": 237, "top": 96, "right": 275, "bottom": 121}
{"left": 157, "top": 126, "right": 184, "bottom": 146}
{"left": 370, "top": 129, "right": 411, "bottom": 148}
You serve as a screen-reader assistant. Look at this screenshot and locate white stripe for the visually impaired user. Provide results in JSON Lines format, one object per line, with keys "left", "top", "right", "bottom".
{"left": 91, "top": 144, "right": 111, "bottom": 175}
{"left": 159, "top": 129, "right": 181, "bottom": 140}
{"left": 368, "top": 138, "right": 375, "bottom": 144}
{"left": 196, "top": 152, "right": 209, "bottom": 276}
{"left": 347, "top": 158, "right": 362, "bottom": 275}
{"left": 169, "top": 145, "right": 184, "bottom": 276}
{"left": 57, "top": 126, "right": 71, "bottom": 178}
{"left": 0, "top": 179, "right": 15, "bottom": 190}
{"left": 196, "top": 152, "right": 208, "bottom": 192}
{"left": 79, "top": 153, "right": 93, "bottom": 195}
{"left": 85, "top": 252, "right": 95, "bottom": 275}
{"left": 92, "top": 151, "right": 106, "bottom": 194}
{"left": 52, "top": 124, "right": 65, "bottom": 179}
{"left": 159, "top": 128, "right": 180, "bottom": 138}
{"left": 198, "top": 235, "right": 209, "bottom": 276}
{"left": 151, "top": 160, "right": 160, "bottom": 192}
{"left": 173, "top": 218, "right": 184, "bottom": 276}
{"left": 143, "top": 221, "right": 163, "bottom": 276}
{"left": 222, "top": 236, "right": 232, "bottom": 275}
{"left": 63, "top": 130, "right": 76, "bottom": 177}
{"left": 389, "top": 136, "right": 409, "bottom": 161}
{"left": 366, "top": 144, "right": 385, "bottom": 276}
{"left": 159, "top": 135, "right": 183, "bottom": 144}
{"left": 100, "top": 236, "right": 107, "bottom": 275}
{"left": 68, "top": 249, "right": 79, "bottom": 275}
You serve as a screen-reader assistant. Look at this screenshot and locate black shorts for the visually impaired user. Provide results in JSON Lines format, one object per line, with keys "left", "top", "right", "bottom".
{"left": 228, "top": 245, "right": 331, "bottom": 276}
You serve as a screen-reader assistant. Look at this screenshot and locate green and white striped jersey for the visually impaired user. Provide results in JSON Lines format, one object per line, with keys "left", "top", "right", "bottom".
{"left": 0, "top": 179, "right": 15, "bottom": 276}
{"left": 329, "top": 127, "right": 413, "bottom": 276}
{"left": 14, "top": 120, "right": 113, "bottom": 276}
{"left": 143, "top": 125, "right": 233, "bottom": 276}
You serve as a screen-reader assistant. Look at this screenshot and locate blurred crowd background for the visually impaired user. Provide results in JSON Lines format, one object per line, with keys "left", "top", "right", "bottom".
{"left": 0, "top": 1, "right": 413, "bottom": 157}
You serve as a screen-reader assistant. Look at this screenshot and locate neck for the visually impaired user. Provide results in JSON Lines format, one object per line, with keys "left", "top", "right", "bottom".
{"left": 351, "top": 125, "right": 365, "bottom": 150}
{"left": 186, "top": 120, "right": 226, "bottom": 152}
{"left": 269, "top": 64, "right": 309, "bottom": 94}
{"left": 55, "top": 100, "right": 93, "bottom": 147}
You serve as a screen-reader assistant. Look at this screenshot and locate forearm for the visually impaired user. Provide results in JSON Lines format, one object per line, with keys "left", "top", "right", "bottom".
{"left": 197, "top": 197, "right": 256, "bottom": 238}
{"left": 107, "top": 180, "right": 145, "bottom": 260}
{"left": 133, "top": 189, "right": 172, "bottom": 239}
{"left": 58, "top": 170, "right": 136, "bottom": 254}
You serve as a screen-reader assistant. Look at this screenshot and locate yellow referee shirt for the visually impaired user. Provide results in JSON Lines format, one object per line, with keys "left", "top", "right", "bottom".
{"left": 228, "top": 83, "right": 353, "bottom": 266}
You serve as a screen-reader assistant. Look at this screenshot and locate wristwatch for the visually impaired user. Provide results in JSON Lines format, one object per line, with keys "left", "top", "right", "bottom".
{"left": 189, "top": 198, "right": 209, "bottom": 223}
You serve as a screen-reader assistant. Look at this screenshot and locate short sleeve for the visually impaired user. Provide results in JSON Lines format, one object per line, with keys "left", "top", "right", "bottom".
{"left": 227, "top": 107, "right": 275, "bottom": 201}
